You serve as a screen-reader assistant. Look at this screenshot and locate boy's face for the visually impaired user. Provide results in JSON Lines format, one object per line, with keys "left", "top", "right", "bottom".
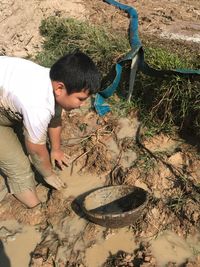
{"left": 53, "top": 82, "right": 89, "bottom": 110}
{"left": 60, "top": 90, "right": 89, "bottom": 110}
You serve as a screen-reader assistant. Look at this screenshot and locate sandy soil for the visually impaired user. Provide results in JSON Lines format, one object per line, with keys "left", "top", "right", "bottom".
{"left": 87, "top": 0, "right": 200, "bottom": 43}
{"left": 0, "top": 0, "right": 200, "bottom": 267}
{"left": 0, "top": 0, "right": 86, "bottom": 57}
{"left": 1, "top": 0, "right": 199, "bottom": 57}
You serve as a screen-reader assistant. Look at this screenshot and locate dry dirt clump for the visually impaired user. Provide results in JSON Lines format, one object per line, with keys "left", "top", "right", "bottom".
{"left": 60, "top": 109, "right": 138, "bottom": 177}
{"left": 103, "top": 242, "right": 157, "bottom": 267}
{"left": 0, "top": 0, "right": 87, "bottom": 57}
{"left": 123, "top": 130, "right": 200, "bottom": 244}
{"left": 61, "top": 110, "right": 118, "bottom": 174}
{"left": 185, "top": 256, "right": 200, "bottom": 267}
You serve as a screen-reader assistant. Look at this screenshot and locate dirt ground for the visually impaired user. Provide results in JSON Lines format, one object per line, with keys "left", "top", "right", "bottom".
{"left": 1, "top": 0, "right": 200, "bottom": 57}
{"left": 0, "top": 0, "right": 200, "bottom": 267}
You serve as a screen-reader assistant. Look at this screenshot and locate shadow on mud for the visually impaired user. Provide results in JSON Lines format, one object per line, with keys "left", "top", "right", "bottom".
{"left": 0, "top": 240, "right": 11, "bottom": 267}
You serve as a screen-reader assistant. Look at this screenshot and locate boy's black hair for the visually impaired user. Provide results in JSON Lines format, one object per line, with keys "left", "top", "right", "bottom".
{"left": 50, "top": 51, "right": 101, "bottom": 95}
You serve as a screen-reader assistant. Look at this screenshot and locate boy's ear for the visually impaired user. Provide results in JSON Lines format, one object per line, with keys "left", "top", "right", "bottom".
{"left": 53, "top": 82, "right": 66, "bottom": 96}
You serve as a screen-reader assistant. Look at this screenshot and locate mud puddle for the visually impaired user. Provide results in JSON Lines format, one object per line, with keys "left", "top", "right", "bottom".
{"left": 85, "top": 229, "right": 200, "bottom": 267}
{"left": 85, "top": 228, "right": 137, "bottom": 267}
{"left": 59, "top": 164, "right": 106, "bottom": 198}
{"left": 1, "top": 167, "right": 199, "bottom": 267}
{"left": 56, "top": 165, "right": 200, "bottom": 266}
{"left": 150, "top": 230, "right": 200, "bottom": 266}
{"left": 0, "top": 220, "right": 41, "bottom": 267}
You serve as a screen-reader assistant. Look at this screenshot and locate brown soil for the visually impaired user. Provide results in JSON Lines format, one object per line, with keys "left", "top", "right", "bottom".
{"left": 0, "top": 1, "right": 200, "bottom": 267}
{"left": 1, "top": 0, "right": 199, "bottom": 57}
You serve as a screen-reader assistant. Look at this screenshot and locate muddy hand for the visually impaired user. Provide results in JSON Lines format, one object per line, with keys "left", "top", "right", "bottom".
{"left": 50, "top": 149, "right": 71, "bottom": 170}
{"left": 44, "top": 173, "right": 67, "bottom": 190}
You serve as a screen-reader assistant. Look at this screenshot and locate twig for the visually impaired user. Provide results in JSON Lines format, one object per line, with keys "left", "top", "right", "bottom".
{"left": 70, "top": 145, "right": 95, "bottom": 175}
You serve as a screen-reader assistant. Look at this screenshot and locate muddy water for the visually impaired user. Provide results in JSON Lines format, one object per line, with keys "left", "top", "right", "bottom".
{"left": 150, "top": 230, "right": 200, "bottom": 266}
{"left": 59, "top": 168, "right": 200, "bottom": 266}
{"left": 0, "top": 220, "right": 41, "bottom": 267}
{"left": 59, "top": 165, "right": 105, "bottom": 197}
{"left": 85, "top": 228, "right": 137, "bottom": 267}
{"left": 84, "top": 229, "right": 200, "bottom": 267}
{"left": 1, "top": 168, "right": 198, "bottom": 267}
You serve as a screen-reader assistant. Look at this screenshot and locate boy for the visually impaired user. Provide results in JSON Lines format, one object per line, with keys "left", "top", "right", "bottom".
{"left": 0, "top": 51, "right": 101, "bottom": 208}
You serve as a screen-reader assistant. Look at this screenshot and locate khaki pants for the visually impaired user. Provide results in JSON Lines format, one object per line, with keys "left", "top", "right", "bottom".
{"left": 0, "top": 111, "right": 35, "bottom": 195}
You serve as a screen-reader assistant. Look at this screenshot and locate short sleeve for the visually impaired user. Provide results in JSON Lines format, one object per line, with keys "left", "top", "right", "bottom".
{"left": 22, "top": 107, "right": 52, "bottom": 144}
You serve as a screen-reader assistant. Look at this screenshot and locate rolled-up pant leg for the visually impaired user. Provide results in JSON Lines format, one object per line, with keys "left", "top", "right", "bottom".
{"left": 0, "top": 124, "right": 36, "bottom": 194}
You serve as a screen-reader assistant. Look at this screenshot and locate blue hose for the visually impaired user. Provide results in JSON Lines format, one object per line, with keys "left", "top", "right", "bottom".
{"left": 94, "top": 0, "right": 200, "bottom": 116}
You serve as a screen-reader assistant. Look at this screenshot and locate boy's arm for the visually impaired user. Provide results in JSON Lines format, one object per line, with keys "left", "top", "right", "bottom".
{"left": 48, "top": 125, "right": 61, "bottom": 151}
{"left": 25, "top": 139, "right": 65, "bottom": 189}
{"left": 47, "top": 104, "right": 69, "bottom": 169}
{"left": 48, "top": 126, "right": 69, "bottom": 169}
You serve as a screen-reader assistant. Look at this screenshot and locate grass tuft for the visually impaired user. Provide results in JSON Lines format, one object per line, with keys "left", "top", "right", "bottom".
{"left": 36, "top": 16, "right": 129, "bottom": 75}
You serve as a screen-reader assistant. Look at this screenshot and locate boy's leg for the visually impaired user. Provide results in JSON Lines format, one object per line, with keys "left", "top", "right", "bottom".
{"left": 0, "top": 124, "right": 40, "bottom": 208}
{"left": 15, "top": 189, "right": 40, "bottom": 208}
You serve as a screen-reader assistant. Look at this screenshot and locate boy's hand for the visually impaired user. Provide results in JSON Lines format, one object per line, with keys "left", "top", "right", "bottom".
{"left": 44, "top": 173, "right": 67, "bottom": 190}
{"left": 50, "top": 149, "right": 71, "bottom": 170}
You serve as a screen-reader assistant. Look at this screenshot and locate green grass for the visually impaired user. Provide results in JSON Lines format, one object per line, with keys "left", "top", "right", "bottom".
{"left": 167, "top": 194, "right": 186, "bottom": 212}
{"left": 35, "top": 16, "right": 200, "bottom": 137}
{"left": 107, "top": 96, "right": 137, "bottom": 117}
{"left": 113, "top": 46, "right": 200, "bottom": 134}
{"left": 36, "top": 16, "right": 129, "bottom": 75}
{"left": 144, "top": 47, "right": 193, "bottom": 70}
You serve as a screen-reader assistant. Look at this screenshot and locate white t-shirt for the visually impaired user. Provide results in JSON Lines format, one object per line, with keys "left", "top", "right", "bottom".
{"left": 0, "top": 56, "right": 55, "bottom": 144}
